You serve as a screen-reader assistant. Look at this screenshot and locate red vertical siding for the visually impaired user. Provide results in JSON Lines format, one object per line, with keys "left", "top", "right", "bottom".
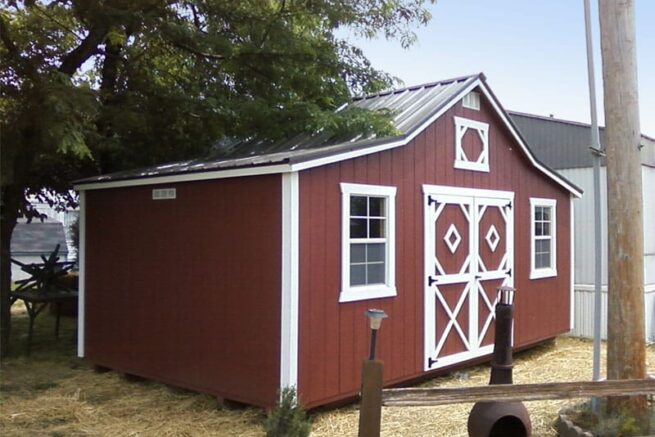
{"left": 85, "top": 175, "right": 282, "bottom": 408}
{"left": 298, "top": 92, "right": 572, "bottom": 407}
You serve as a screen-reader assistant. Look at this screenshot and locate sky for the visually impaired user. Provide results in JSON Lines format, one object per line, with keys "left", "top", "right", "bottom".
{"left": 346, "top": 0, "right": 655, "bottom": 136}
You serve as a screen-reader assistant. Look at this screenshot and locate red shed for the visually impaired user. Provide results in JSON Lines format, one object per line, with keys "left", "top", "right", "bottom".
{"left": 74, "top": 74, "right": 582, "bottom": 409}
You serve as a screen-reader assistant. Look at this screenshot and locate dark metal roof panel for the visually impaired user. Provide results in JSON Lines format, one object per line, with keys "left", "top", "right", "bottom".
{"left": 75, "top": 75, "right": 479, "bottom": 185}
{"left": 509, "top": 112, "right": 655, "bottom": 169}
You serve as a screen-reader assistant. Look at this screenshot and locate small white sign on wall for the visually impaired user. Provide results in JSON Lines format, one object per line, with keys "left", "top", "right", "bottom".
{"left": 152, "top": 188, "right": 176, "bottom": 200}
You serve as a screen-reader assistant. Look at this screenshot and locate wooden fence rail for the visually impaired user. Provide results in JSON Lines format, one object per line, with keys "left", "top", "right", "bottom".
{"left": 382, "top": 379, "right": 655, "bottom": 407}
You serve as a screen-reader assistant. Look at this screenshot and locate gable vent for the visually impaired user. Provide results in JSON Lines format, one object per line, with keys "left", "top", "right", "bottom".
{"left": 463, "top": 91, "right": 481, "bottom": 110}
{"left": 152, "top": 188, "right": 176, "bottom": 200}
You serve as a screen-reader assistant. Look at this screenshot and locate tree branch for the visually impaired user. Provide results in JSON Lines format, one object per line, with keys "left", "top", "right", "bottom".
{"left": 33, "top": 4, "right": 84, "bottom": 40}
{"left": 0, "top": 14, "right": 19, "bottom": 56}
{"left": 169, "top": 39, "right": 226, "bottom": 61}
{"left": 58, "top": 23, "right": 109, "bottom": 76}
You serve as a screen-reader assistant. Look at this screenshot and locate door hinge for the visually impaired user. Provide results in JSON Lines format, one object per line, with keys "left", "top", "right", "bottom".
{"left": 428, "top": 357, "right": 438, "bottom": 368}
{"left": 506, "top": 268, "right": 512, "bottom": 277}
{"left": 428, "top": 276, "right": 439, "bottom": 286}
{"left": 428, "top": 195, "right": 439, "bottom": 207}
{"left": 505, "top": 200, "right": 512, "bottom": 209}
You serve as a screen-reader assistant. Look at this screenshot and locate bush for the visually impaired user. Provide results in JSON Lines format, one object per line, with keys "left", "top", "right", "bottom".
{"left": 264, "top": 387, "right": 311, "bottom": 437}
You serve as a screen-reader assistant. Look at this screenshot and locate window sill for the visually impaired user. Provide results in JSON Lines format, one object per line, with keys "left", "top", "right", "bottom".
{"left": 530, "top": 268, "right": 557, "bottom": 280}
{"left": 454, "top": 160, "right": 489, "bottom": 173}
{"left": 339, "top": 285, "right": 397, "bottom": 303}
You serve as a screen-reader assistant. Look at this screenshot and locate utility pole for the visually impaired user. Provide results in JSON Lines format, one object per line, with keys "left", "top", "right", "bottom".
{"left": 599, "top": 0, "right": 646, "bottom": 416}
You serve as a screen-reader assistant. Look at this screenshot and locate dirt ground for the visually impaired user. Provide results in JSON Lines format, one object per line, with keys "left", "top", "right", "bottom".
{"left": 2, "top": 303, "right": 654, "bottom": 436}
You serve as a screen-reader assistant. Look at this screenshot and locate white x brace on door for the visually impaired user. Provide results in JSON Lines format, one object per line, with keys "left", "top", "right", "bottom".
{"left": 423, "top": 185, "right": 514, "bottom": 371}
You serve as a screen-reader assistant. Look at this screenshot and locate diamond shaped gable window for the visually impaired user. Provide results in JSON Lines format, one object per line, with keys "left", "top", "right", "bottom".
{"left": 454, "top": 116, "right": 490, "bottom": 173}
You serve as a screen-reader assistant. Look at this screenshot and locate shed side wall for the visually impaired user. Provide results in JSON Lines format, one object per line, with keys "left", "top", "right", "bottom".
{"left": 84, "top": 175, "right": 282, "bottom": 407}
{"left": 298, "top": 96, "right": 572, "bottom": 408}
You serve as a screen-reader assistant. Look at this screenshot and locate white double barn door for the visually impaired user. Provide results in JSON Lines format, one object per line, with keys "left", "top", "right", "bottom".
{"left": 423, "top": 185, "right": 514, "bottom": 371}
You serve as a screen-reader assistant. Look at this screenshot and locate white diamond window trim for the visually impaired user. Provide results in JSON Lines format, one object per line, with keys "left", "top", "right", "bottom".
{"left": 444, "top": 224, "right": 462, "bottom": 254}
{"left": 485, "top": 225, "right": 500, "bottom": 252}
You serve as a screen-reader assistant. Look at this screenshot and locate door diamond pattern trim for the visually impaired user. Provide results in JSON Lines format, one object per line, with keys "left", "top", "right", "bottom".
{"left": 444, "top": 224, "right": 462, "bottom": 254}
{"left": 424, "top": 185, "right": 514, "bottom": 371}
{"left": 485, "top": 225, "right": 500, "bottom": 252}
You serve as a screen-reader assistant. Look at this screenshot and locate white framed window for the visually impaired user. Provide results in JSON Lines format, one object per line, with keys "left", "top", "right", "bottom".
{"left": 530, "top": 198, "right": 557, "bottom": 279}
{"left": 463, "top": 91, "right": 481, "bottom": 110}
{"left": 340, "top": 183, "right": 397, "bottom": 303}
{"left": 454, "top": 116, "right": 489, "bottom": 173}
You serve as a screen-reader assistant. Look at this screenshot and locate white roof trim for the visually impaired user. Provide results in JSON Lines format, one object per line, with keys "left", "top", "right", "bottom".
{"left": 74, "top": 163, "right": 292, "bottom": 191}
{"left": 474, "top": 82, "right": 583, "bottom": 197}
{"left": 74, "top": 77, "right": 582, "bottom": 197}
{"left": 290, "top": 79, "right": 582, "bottom": 197}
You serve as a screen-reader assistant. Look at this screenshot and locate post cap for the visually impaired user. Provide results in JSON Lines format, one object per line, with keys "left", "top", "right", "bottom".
{"left": 365, "top": 309, "right": 388, "bottom": 330}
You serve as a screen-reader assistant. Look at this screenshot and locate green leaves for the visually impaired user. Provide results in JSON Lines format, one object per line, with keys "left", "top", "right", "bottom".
{"left": 1, "top": 0, "right": 434, "bottom": 190}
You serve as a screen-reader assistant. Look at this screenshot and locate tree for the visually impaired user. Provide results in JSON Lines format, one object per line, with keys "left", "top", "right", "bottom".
{"left": 0, "top": 0, "right": 434, "bottom": 357}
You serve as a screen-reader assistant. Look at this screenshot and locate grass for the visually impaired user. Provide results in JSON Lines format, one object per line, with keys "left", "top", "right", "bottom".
{"left": 2, "top": 303, "right": 655, "bottom": 436}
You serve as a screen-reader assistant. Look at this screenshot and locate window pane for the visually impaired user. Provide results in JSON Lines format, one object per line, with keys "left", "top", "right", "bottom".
{"left": 535, "top": 222, "right": 544, "bottom": 236}
{"left": 350, "top": 264, "right": 366, "bottom": 286}
{"left": 369, "top": 197, "right": 385, "bottom": 217}
{"left": 351, "top": 244, "right": 365, "bottom": 263}
{"left": 367, "top": 243, "right": 385, "bottom": 263}
{"left": 542, "top": 222, "right": 551, "bottom": 236}
{"left": 535, "top": 207, "right": 544, "bottom": 221}
{"left": 350, "top": 218, "right": 367, "bottom": 238}
{"left": 350, "top": 196, "right": 367, "bottom": 216}
{"left": 536, "top": 253, "right": 550, "bottom": 269}
{"left": 369, "top": 219, "right": 386, "bottom": 238}
{"left": 535, "top": 239, "right": 551, "bottom": 255}
{"left": 367, "top": 263, "right": 385, "bottom": 284}
{"left": 541, "top": 207, "right": 551, "bottom": 221}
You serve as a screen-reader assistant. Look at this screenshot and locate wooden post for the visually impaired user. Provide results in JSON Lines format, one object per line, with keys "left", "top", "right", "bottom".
{"left": 599, "top": 0, "right": 647, "bottom": 415}
{"left": 358, "top": 359, "right": 383, "bottom": 437}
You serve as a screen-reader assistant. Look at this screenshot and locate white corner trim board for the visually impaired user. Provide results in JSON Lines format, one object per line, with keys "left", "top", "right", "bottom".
{"left": 280, "top": 172, "right": 299, "bottom": 388}
{"left": 570, "top": 195, "right": 575, "bottom": 330}
{"left": 77, "top": 190, "right": 86, "bottom": 358}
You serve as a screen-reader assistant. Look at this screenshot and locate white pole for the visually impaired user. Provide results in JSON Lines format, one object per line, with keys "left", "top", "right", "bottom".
{"left": 582, "top": 0, "right": 603, "bottom": 382}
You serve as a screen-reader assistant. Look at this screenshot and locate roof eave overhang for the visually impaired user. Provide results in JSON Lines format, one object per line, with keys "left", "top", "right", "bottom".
{"left": 74, "top": 163, "right": 293, "bottom": 191}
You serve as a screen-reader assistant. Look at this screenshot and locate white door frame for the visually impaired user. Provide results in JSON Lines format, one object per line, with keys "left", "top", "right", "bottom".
{"left": 423, "top": 184, "right": 514, "bottom": 371}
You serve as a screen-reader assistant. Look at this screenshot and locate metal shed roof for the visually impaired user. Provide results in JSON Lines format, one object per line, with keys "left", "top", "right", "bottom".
{"left": 509, "top": 111, "right": 655, "bottom": 169}
{"left": 11, "top": 219, "right": 69, "bottom": 256}
{"left": 74, "top": 73, "right": 581, "bottom": 197}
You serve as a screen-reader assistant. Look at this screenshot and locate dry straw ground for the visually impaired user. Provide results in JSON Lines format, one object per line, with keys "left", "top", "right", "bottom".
{"left": 2, "top": 303, "right": 655, "bottom": 436}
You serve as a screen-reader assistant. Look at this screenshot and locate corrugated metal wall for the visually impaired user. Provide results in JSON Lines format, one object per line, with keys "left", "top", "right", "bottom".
{"left": 561, "top": 165, "right": 655, "bottom": 341}
{"left": 571, "top": 286, "right": 655, "bottom": 342}
{"left": 559, "top": 167, "right": 608, "bottom": 285}
{"left": 644, "top": 166, "right": 655, "bottom": 285}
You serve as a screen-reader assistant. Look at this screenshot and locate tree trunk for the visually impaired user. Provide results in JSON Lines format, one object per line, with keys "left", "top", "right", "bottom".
{"left": 599, "top": 0, "right": 647, "bottom": 417}
{"left": 0, "top": 185, "right": 20, "bottom": 359}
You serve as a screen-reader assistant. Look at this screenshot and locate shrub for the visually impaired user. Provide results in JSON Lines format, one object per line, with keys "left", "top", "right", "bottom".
{"left": 264, "top": 386, "right": 311, "bottom": 437}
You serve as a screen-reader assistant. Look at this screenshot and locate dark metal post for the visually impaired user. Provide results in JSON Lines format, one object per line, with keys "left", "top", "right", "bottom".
{"left": 489, "top": 286, "right": 515, "bottom": 385}
{"left": 369, "top": 329, "right": 378, "bottom": 361}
